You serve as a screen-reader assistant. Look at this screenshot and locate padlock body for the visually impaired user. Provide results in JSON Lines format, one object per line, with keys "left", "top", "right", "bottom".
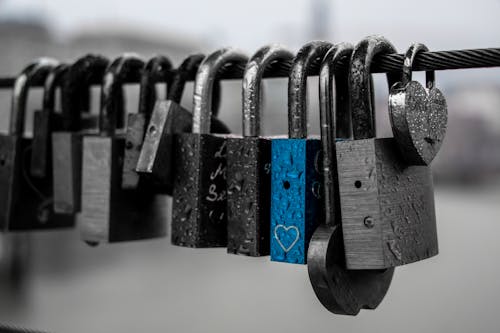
{"left": 121, "top": 113, "right": 147, "bottom": 189}
{"left": 137, "top": 100, "right": 231, "bottom": 195}
{"left": 0, "top": 135, "right": 73, "bottom": 230}
{"left": 226, "top": 137, "right": 271, "bottom": 256}
{"left": 52, "top": 114, "right": 99, "bottom": 214}
{"left": 79, "top": 136, "right": 167, "bottom": 243}
{"left": 0, "top": 135, "right": 20, "bottom": 229}
{"left": 171, "top": 133, "right": 227, "bottom": 247}
{"left": 270, "top": 138, "right": 322, "bottom": 264}
{"left": 30, "top": 110, "right": 63, "bottom": 178}
{"left": 136, "top": 101, "right": 188, "bottom": 195}
{"left": 336, "top": 137, "right": 438, "bottom": 269}
{"left": 52, "top": 132, "right": 83, "bottom": 214}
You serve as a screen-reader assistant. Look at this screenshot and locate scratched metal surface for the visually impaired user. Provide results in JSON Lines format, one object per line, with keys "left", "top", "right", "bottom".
{"left": 226, "top": 137, "right": 271, "bottom": 256}
{"left": 270, "top": 138, "right": 321, "bottom": 264}
{"left": 171, "top": 133, "right": 228, "bottom": 247}
{"left": 337, "top": 138, "right": 438, "bottom": 269}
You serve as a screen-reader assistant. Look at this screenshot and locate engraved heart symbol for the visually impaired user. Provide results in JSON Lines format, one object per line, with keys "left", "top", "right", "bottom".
{"left": 389, "top": 81, "right": 447, "bottom": 165}
{"left": 274, "top": 225, "right": 300, "bottom": 253}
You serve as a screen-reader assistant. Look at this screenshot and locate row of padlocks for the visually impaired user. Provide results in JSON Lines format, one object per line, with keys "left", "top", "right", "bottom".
{"left": 0, "top": 35, "right": 447, "bottom": 316}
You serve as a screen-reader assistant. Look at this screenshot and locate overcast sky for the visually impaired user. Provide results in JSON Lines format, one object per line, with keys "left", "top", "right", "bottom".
{"left": 1, "top": 0, "right": 500, "bottom": 52}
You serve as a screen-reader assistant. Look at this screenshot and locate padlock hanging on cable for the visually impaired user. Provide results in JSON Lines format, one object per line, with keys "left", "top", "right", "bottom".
{"left": 135, "top": 54, "right": 230, "bottom": 194}
{"left": 121, "top": 55, "right": 172, "bottom": 190}
{"left": 336, "top": 36, "right": 439, "bottom": 269}
{"left": 0, "top": 58, "right": 78, "bottom": 231}
{"left": 170, "top": 48, "right": 248, "bottom": 248}
{"left": 389, "top": 43, "right": 448, "bottom": 166}
{"left": 270, "top": 41, "right": 333, "bottom": 264}
{"left": 30, "top": 64, "right": 69, "bottom": 179}
{"left": 52, "top": 54, "right": 109, "bottom": 215}
{"left": 79, "top": 54, "right": 167, "bottom": 245}
{"left": 226, "top": 44, "right": 294, "bottom": 257}
{"left": 307, "top": 42, "right": 395, "bottom": 316}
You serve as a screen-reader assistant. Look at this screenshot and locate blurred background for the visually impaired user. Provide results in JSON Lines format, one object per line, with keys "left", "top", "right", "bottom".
{"left": 0, "top": 0, "right": 500, "bottom": 332}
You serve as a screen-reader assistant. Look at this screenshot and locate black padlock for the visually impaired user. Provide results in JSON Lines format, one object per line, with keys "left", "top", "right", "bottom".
{"left": 52, "top": 55, "right": 109, "bottom": 214}
{"left": 270, "top": 41, "right": 333, "bottom": 264}
{"left": 136, "top": 54, "right": 230, "bottom": 194}
{"left": 307, "top": 43, "right": 394, "bottom": 316}
{"left": 30, "top": 64, "right": 68, "bottom": 178}
{"left": 121, "top": 55, "right": 172, "bottom": 189}
{"left": 226, "top": 44, "right": 293, "bottom": 256}
{"left": 0, "top": 58, "right": 77, "bottom": 230}
{"left": 336, "top": 36, "right": 438, "bottom": 269}
{"left": 171, "top": 48, "right": 248, "bottom": 248}
{"left": 79, "top": 54, "right": 167, "bottom": 244}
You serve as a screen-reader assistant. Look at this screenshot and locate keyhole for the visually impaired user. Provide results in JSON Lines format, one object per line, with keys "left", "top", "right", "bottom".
{"left": 354, "top": 180, "right": 362, "bottom": 189}
{"left": 283, "top": 181, "right": 291, "bottom": 190}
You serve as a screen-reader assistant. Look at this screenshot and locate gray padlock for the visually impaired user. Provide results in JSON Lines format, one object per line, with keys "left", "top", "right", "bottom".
{"left": 336, "top": 36, "right": 438, "bottom": 270}
{"left": 0, "top": 58, "right": 75, "bottom": 231}
{"left": 121, "top": 55, "right": 172, "bottom": 189}
{"left": 307, "top": 42, "right": 395, "bottom": 316}
{"left": 52, "top": 55, "right": 108, "bottom": 214}
{"left": 79, "top": 54, "right": 166, "bottom": 244}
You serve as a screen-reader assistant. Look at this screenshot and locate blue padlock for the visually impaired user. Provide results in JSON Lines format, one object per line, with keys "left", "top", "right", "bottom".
{"left": 270, "top": 41, "right": 333, "bottom": 264}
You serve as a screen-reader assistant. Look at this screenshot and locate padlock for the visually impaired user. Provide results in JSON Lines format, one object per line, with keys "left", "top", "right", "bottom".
{"left": 79, "top": 54, "right": 167, "bottom": 244}
{"left": 270, "top": 41, "right": 332, "bottom": 264}
{"left": 389, "top": 43, "right": 447, "bottom": 166}
{"left": 307, "top": 43, "right": 394, "bottom": 315}
{"left": 226, "top": 45, "right": 294, "bottom": 256}
{"left": 0, "top": 58, "right": 77, "bottom": 230}
{"left": 121, "top": 55, "right": 172, "bottom": 189}
{"left": 171, "top": 48, "right": 248, "bottom": 248}
{"left": 336, "top": 36, "right": 438, "bottom": 269}
{"left": 30, "top": 64, "right": 68, "bottom": 178}
{"left": 136, "top": 54, "right": 230, "bottom": 194}
{"left": 52, "top": 54, "right": 109, "bottom": 214}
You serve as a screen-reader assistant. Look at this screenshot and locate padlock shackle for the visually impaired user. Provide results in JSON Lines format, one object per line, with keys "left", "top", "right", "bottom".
{"left": 401, "top": 43, "right": 435, "bottom": 89}
{"left": 10, "top": 58, "right": 59, "bottom": 135}
{"left": 139, "top": 55, "right": 172, "bottom": 117}
{"left": 192, "top": 48, "right": 248, "bottom": 135}
{"left": 288, "top": 41, "right": 333, "bottom": 139}
{"left": 100, "top": 54, "right": 144, "bottom": 136}
{"left": 42, "top": 64, "right": 69, "bottom": 112}
{"left": 242, "top": 44, "right": 294, "bottom": 137}
{"left": 349, "top": 36, "right": 400, "bottom": 140}
{"left": 167, "top": 54, "right": 222, "bottom": 117}
{"left": 319, "top": 43, "right": 353, "bottom": 227}
{"left": 62, "top": 54, "right": 109, "bottom": 131}
{"left": 167, "top": 54, "right": 204, "bottom": 103}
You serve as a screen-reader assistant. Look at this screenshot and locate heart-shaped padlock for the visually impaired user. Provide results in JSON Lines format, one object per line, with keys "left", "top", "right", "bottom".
{"left": 389, "top": 43, "right": 447, "bottom": 166}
